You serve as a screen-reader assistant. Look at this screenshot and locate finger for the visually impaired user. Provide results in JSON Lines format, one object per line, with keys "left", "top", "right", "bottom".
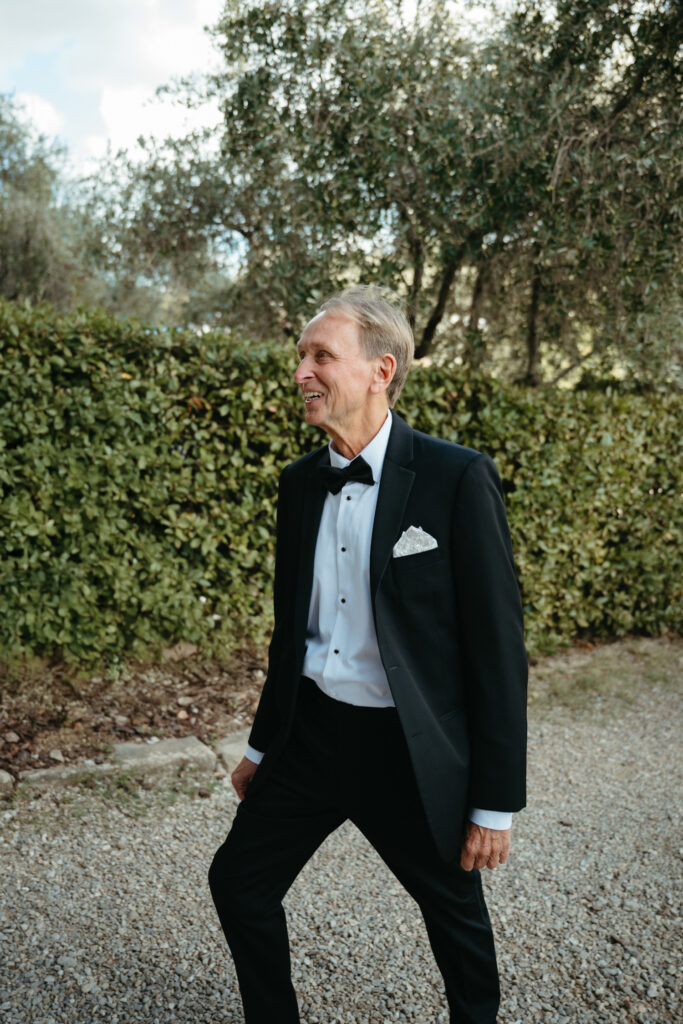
{"left": 462, "top": 824, "right": 489, "bottom": 871}
{"left": 473, "top": 835, "right": 492, "bottom": 870}
{"left": 488, "top": 832, "right": 511, "bottom": 869}
{"left": 462, "top": 831, "right": 479, "bottom": 872}
{"left": 460, "top": 841, "right": 476, "bottom": 871}
{"left": 460, "top": 849, "right": 474, "bottom": 871}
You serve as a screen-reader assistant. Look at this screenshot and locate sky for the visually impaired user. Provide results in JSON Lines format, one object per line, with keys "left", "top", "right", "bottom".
{"left": 1, "top": 0, "right": 490, "bottom": 176}
{"left": 0, "top": 0, "right": 225, "bottom": 173}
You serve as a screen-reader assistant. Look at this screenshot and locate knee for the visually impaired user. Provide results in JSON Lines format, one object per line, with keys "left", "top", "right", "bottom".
{"left": 208, "top": 844, "right": 235, "bottom": 904}
{"left": 208, "top": 847, "right": 222, "bottom": 897}
{"left": 208, "top": 844, "right": 255, "bottom": 922}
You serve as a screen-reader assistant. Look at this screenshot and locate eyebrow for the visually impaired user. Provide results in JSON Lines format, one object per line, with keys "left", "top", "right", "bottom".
{"left": 296, "top": 338, "right": 335, "bottom": 357}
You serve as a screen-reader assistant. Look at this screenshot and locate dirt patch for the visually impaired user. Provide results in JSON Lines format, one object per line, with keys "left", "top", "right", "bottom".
{"left": 0, "top": 645, "right": 267, "bottom": 780}
{"left": 1, "top": 635, "right": 680, "bottom": 781}
{"left": 528, "top": 634, "right": 682, "bottom": 711}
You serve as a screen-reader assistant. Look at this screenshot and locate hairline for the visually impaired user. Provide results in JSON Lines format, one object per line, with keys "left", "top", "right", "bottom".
{"left": 300, "top": 308, "right": 392, "bottom": 357}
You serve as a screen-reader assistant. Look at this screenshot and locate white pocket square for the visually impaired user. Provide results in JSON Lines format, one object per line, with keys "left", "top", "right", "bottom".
{"left": 392, "top": 526, "right": 438, "bottom": 558}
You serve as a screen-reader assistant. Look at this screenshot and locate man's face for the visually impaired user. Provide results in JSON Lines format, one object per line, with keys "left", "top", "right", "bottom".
{"left": 294, "top": 313, "right": 380, "bottom": 438}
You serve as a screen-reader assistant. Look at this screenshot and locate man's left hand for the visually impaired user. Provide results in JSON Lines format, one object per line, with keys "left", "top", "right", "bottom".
{"left": 460, "top": 822, "right": 511, "bottom": 871}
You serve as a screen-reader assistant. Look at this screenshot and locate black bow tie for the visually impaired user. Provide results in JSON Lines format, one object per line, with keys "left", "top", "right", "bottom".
{"left": 317, "top": 456, "right": 375, "bottom": 494}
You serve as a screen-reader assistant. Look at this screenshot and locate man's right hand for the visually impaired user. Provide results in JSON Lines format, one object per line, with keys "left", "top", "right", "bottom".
{"left": 231, "top": 756, "right": 259, "bottom": 800}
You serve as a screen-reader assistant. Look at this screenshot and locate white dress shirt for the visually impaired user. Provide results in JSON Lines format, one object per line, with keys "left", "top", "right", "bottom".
{"left": 246, "top": 410, "right": 512, "bottom": 831}
{"left": 302, "top": 409, "right": 394, "bottom": 705}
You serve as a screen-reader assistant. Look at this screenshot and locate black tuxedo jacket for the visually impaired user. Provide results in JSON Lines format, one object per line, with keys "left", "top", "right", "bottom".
{"left": 248, "top": 411, "right": 527, "bottom": 862}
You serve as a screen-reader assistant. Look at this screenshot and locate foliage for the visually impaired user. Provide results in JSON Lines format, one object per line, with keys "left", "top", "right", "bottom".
{"left": 74, "top": 151, "right": 215, "bottom": 324}
{"left": 476, "top": 0, "right": 683, "bottom": 385}
{"left": 92, "top": 0, "right": 683, "bottom": 388}
{"left": 0, "top": 300, "right": 679, "bottom": 667}
{"left": 0, "top": 94, "right": 74, "bottom": 307}
{"left": 0, "top": 94, "right": 116, "bottom": 313}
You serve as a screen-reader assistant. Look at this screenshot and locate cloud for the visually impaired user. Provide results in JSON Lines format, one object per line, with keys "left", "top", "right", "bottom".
{"left": 92, "top": 82, "right": 220, "bottom": 158}
{"left": 0, "top": 0, "right": 224, "bottom": 170}
{"left": 0, "top": 0, "right": 497, "bottom": 175}
{"left": 15, "top": 92, "right": 66, "bottom": 137}
{"left": 0, "top": 1, "right": 223, "bottom": 84}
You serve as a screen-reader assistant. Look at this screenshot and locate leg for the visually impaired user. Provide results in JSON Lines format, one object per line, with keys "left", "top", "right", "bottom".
{"left": 349, "top": 715, "right": 500, "bottom": 1023}
{"left": 365, "top": 829, "right": 500, "bottom": 1023}
{"left": 209, "top": 698, "right": 344, "bottom": 1024}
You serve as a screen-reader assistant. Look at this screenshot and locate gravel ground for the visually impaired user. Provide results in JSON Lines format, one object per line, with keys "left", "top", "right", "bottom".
{"left": 1, "top": 682, "right": 681, "bottom": 1024}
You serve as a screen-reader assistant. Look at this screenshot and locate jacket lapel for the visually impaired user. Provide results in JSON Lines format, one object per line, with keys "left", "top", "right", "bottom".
{"left": 370, "top": 412, "right": 415, "bottom": 597}
{"left": 293, "top": 448, "right": 329, "bottom": 646}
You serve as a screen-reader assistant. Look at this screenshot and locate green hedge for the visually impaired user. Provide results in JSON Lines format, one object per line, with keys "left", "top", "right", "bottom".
{"left": 0, "top": 301, "right": 680, "bottom": 667}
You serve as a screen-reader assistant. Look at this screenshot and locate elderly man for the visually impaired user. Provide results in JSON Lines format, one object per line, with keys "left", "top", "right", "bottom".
{"left": 209, "top": 285, "right": 527, "bottom": 1023}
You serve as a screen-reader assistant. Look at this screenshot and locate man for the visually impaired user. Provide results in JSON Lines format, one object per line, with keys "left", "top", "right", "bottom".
{"left": 209, "top": 286, "right": 527, "bottom": 1023}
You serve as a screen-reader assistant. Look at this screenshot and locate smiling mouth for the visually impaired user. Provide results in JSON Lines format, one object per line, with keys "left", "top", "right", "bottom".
{"left": 303, "top": 392, "right": 324, "bottom": 403}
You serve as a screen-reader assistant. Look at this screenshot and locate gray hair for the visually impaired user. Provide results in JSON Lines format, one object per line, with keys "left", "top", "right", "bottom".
{"left": 317, "top": 285, "right": 414, "bottom": 406}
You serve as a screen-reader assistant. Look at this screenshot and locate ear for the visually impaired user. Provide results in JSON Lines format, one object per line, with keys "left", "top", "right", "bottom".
{"left": 370, "top": 353, "right": 397, "bottom": 395}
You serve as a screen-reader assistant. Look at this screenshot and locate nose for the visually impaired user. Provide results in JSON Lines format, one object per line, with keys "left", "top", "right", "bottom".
{"left": 294, "top": 355, "right": 313, "bottom": 385}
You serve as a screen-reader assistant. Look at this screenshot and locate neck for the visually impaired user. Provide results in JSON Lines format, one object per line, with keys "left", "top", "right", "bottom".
{"left": 328, "top": 407, "right": 389, "bottom": 460}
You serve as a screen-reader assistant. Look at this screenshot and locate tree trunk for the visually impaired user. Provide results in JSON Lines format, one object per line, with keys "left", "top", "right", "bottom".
{"left": 464, "top": 262, "right": 487, "bottom": 369}
{"left": 467, "top": 263, "right": 485, "bottom": 333}
{"left": 406, "top": 234, "right": 424, "bottom": 331}
{"left": 415, "top": 246, "right": 465, "bottom": 358}
{"left": 522, "top": 257, "right": 542, "bottom": 386}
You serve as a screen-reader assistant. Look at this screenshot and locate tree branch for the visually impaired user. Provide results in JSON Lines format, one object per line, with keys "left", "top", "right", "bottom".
{"left": 543, "top": 347, "right": 596, "bottom": 387}
{"left": 521, "top": 248, "right": 542, "bottom": 386}
{"left": 416, "top": 240, "right": 474, "bottom": 358}
{"left": 404, "top": 221, "right": 424, "bottom": 330}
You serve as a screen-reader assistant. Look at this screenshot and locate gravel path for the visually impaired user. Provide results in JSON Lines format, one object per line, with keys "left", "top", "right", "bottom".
{"left": 1, "top": 684, "right": 681, "bottom": 1024}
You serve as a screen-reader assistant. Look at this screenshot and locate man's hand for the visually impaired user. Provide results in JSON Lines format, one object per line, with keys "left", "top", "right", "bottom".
{"left": 460, "top": 821, "right": 511, "bottom": 871}
{"left": 231, "top": 756, "right": 259, "bottom": 801}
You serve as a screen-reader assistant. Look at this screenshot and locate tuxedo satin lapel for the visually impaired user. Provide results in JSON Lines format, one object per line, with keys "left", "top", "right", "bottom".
{"left": 293, "top": 452, "right": 328, "bottom": 642}
{"left": 370, "top": 414, "right": 415, "bottom": 597}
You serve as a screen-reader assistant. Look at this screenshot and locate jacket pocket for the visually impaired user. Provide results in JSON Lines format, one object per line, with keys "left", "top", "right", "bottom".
{"left": 392, "top": 548, "right": 445, "bottom": 570}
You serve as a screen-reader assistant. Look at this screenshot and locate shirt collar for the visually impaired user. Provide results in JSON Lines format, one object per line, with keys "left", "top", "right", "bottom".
{"left": 329, "top": 409, "right": 392, "bottom": 483}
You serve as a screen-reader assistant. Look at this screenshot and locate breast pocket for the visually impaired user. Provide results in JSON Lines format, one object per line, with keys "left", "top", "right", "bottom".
{"left": 390, "top": 549, "right": 448, "bottom": 608}
{"left": 392, "top": 548, "right": 445, "bottom": 571}
{"left": 389, "top": 548, "right": 454, "bottom": 636}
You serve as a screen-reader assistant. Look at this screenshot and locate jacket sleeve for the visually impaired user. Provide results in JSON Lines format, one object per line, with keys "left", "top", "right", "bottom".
{"left": 248, "top": 466, "right": 292, "bottom": 752}
{"left": 451, "top": 453, "right": 527, "bottom": 812}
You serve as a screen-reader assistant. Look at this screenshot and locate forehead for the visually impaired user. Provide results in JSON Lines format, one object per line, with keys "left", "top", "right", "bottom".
{"left": 297, "top": 312, "right": 362, "bottom": 355}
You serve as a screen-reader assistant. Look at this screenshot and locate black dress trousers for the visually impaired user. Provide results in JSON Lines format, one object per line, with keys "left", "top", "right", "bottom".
{"left": 208, "top": 679, "right": 500, "bottom": 1023}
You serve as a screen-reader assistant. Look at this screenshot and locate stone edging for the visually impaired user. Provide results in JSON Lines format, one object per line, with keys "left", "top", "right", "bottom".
{"left": 0, "top": 728, "right": 251, "bottom": 799}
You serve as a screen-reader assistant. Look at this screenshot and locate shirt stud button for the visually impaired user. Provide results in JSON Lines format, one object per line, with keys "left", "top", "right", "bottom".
{"left": 341, "top": 547, "right": 346, "bottom": 552}
{"left": 340, "top": 598, "right": 346, "bottom": 603}
{"left": 334, "top": 649, "right": 339, "bottom": 654}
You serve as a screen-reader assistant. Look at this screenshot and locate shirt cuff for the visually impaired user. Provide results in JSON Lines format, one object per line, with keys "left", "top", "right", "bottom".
{"left": 468, "top": 808, "right": 513, "bottom": 830}
{"left": 245, "top": 743, "right": 265, "bottom": 765}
